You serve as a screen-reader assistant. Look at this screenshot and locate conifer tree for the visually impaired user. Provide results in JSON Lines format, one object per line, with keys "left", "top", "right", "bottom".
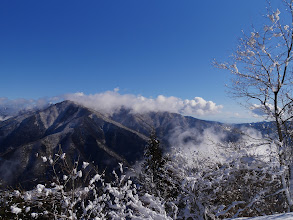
{"left": 140, "top": 131, "right": 179, "bottom": 202}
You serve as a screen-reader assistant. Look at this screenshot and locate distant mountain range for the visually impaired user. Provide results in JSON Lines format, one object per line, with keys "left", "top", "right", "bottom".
{"left": 0, "top": 100, "right": 273, "bottom": 189}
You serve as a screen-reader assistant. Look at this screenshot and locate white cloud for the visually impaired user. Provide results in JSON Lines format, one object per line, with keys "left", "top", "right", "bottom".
{"left": 168, "top": 126, "right": 229, "bottom": 165}
{"left": 63, "top": 90, "right": 223, "bottom": 116}
{"left": 0, "top": 90, "right": 223, "bottom": 120}
{"left": 0, "top": 97, "right": 60, "bottom": 121}
{"left": 168, "top": 124, "right": 272, "bottom": 167}
{"left": 250, "top": 103, "right": 274, "bottom": 117}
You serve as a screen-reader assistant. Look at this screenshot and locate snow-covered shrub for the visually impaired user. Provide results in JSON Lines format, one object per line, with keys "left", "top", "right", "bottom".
{"left": 0, "top": 151, "right": 172, "bottom": 220}
{"left": 167, "top": 144, "right": 287, "bottom": 219}
{"left": 1, "top": 136, "right": 290, "bottom": 219}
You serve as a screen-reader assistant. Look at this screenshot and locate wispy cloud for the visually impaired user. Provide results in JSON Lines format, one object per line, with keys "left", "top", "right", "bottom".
{"left": 0, "top": 97, "right": 61, "bottom": 120}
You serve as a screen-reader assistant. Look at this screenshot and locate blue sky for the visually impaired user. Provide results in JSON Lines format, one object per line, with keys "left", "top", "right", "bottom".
{"left": 0, "top": 0, "right": 279, "bottom": 123}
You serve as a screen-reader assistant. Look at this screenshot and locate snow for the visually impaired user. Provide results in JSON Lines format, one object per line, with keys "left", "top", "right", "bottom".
{"left": 31, "top": 212, "right": 38, "bottom": 218}
{"left": 82, "top": 162, "right": 89, "bottom": 169}
{"left": 89, "top": 173, "right": 101, "bottom": 184}
{"left": 275, "top": 9, "right": 280, "bottom": 21}
{"left": 284, "top": 25, "right": 289, "bottom": 31}
{"left": 41, "top": 156, "right": 47, "bottom": 162}
{"left": 25, "top": 207, "right": 31, "bottom": 213}
{"left": 10, "top": 205, "right": 22, "bottom": 214}
{"left": 77, "top": 170, "right": 82, "bottom": 178}
{"left": 231, "top": 212, "right": 293, "bottom": 220}
{"left": 36, "top": 184, "right": 45, "bottom": 193}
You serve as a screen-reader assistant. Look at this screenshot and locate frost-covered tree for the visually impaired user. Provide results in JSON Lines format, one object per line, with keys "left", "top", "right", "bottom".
{"left": 139, "top": 131, "right": 180, "bottom": 203}
{"left": 1, "top": 140, "right": 289, "bottom": 219}
{"left": 167, "top": 143, "right": 287, "bottom": 219}
{"left": 0, "top": 152, "right": 173, "bottom": 220}
{"left": 214, "top": 0, "right": 293, "bottom": 210}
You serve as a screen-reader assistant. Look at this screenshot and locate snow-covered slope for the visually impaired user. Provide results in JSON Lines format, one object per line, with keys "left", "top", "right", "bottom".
{"left": 0, "top": 100, "right": 148, "bottom": 188}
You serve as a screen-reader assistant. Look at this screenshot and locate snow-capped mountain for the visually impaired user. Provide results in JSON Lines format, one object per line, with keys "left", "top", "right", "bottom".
{"left": 0, "top": 101, "right": 148, "bottom": 188}
{"left": 0, "top": 100, "right": 244, "bottom": 188}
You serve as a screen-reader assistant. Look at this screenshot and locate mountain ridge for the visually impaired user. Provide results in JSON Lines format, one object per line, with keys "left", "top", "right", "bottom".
{"left": 0, "top": 101, "right": 148, "bottom": 188}
{"left": 0, "top": 100, "right": 268, "bottom": 189}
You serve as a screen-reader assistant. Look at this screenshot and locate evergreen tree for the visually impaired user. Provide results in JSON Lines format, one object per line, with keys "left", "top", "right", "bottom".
{"left": 140, "top": 131, "right": 179, "bottom": 202}
{"left": 143, "top": 131, "right": 166, "bottom": 183}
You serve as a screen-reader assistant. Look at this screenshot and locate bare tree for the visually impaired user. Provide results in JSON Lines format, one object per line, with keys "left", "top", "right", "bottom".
{"left": 214, "top": 0, "right": 293, "bottom": 211}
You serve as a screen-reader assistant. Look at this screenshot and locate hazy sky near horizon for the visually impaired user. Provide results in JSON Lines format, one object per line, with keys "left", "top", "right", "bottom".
{"left": 0, "top": 0, "right": 282, "bottom": 123}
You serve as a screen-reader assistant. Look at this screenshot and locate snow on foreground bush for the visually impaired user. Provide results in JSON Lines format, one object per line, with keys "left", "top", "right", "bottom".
{"left": 234, "top": 212, "right": 293, "bottom": 219}
{"left": 165, "top": 142, "right": 287, "bottom": 219}
{"left": 0, "top": 138, "right": 290, "bottom": 219}
{"left": 0, "top": 152, "right": 171, "bottom": 220}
